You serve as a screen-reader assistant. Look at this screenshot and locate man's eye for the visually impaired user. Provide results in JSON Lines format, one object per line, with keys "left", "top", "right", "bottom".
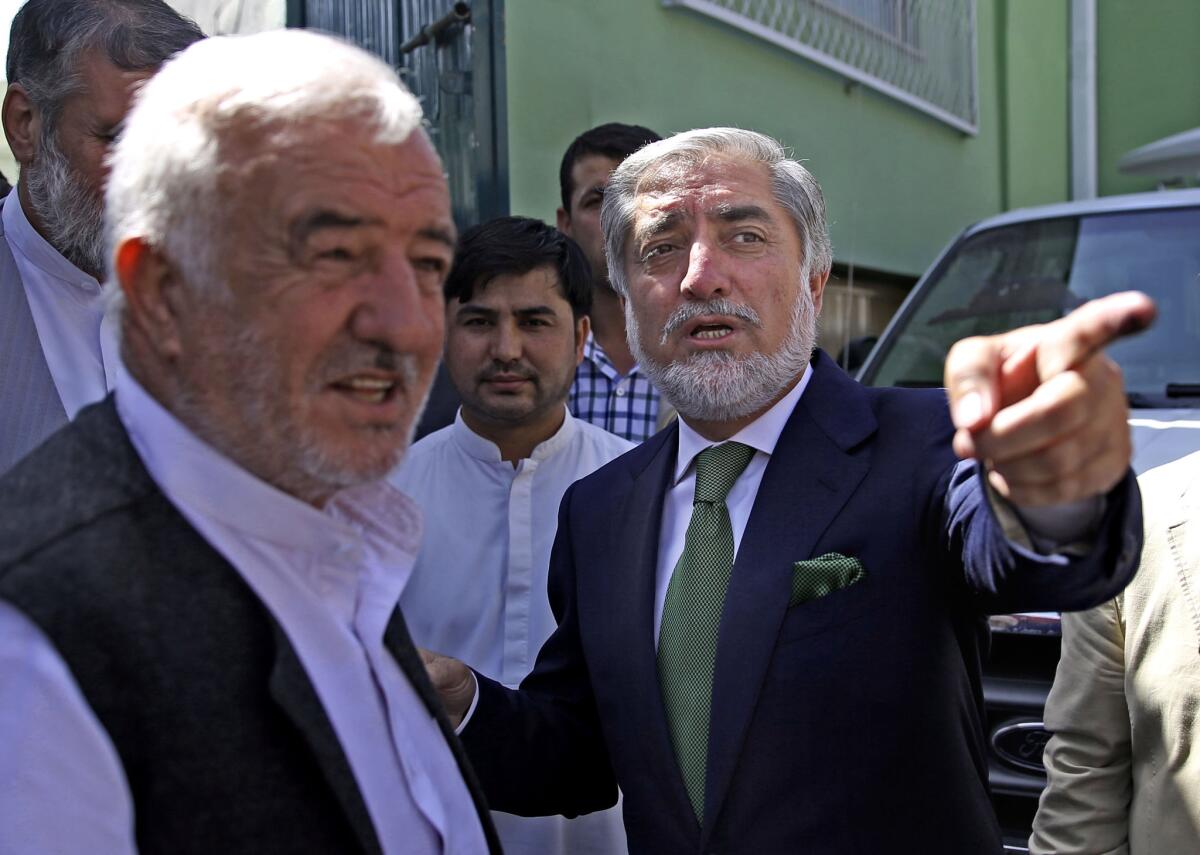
{"left": 318, "top": 247, "right": 355, "bottom": 262}
{"left": 414, "top": 257, "right": 449, "bottom": 275}
{"left": 522, "top": 318, "right": 551, "bottom": 327}
{"left": 732, "top": 231, "right": 764, "bottom": 244}
{"left": 461, "top": 317, "right": 491, "bottom": 327}
{"left": 642, "top": 244, "right": 677, "bottom": 263}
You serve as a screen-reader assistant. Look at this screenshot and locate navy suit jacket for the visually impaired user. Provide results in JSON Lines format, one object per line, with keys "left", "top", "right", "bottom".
{"left": 462, "top": 351, "right": 1142, "bottom": 854}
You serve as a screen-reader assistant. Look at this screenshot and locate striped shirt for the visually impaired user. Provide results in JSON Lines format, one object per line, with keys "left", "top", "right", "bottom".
{"left": 569, "top": 332, "right": 661, "bottom": 443}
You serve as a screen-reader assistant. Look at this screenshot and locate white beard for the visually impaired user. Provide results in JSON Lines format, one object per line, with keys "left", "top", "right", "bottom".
{"left": 173, "top": 307, "right": 428, "bottom": 503}
{"left": 626, "top": 285, "right": 817, "bottom": 423}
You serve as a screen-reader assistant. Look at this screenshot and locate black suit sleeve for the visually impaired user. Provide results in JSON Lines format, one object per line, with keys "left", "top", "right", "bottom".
{"left": 459, "top": 482, "right": 618, "bottom": 818}
{"left": 930, "top": 393, "right": 1143, "bottom": 614}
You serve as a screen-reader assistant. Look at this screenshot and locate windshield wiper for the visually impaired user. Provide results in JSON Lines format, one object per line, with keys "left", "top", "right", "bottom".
{"left": 1127, "top": 391, "right": 1166, "bottom": 408}
{"left": 1128, "top": 387, "right": 1200, "bottom": 408}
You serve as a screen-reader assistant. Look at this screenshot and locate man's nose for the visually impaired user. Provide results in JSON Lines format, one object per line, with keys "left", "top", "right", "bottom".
{"left": 679, "top": 240, "right": 731, "bottom": 301}
{"left": 490, "top": 319, "right": 523, "bottom": 364}
{"left": 349, "top": 255, "right": 441, "bottom": 355}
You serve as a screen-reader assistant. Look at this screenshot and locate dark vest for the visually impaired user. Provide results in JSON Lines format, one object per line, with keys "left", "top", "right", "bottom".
{"left": 0, "top": 399, "right": 500, "bottom": 854}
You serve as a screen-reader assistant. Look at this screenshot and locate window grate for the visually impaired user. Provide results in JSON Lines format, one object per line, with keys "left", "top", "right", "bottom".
{"left": 663, "top": 0, "right": 978, "bottom": 134}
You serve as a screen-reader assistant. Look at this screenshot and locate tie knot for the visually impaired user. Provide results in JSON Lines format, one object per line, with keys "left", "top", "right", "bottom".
{"left": 693, "top": 441, "right": 755, "bottom": 504}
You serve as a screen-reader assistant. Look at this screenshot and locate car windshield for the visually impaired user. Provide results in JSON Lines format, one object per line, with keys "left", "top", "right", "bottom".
{"left": 864, "top": 206, "right": 1200, "bottom": 406}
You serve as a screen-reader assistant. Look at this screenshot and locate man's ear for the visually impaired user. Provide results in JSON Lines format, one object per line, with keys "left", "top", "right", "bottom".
{"left": 115, "top": 237, "right": 186, "bottom": 361}
{"left": 809, "top": 268, "right": 830, "bottom": 315}
{"left": 3, "top": 83, "right": 40, "bottom": 166}
{"left": 574, "top": 313, "right": 590, "bottom": 366}
{"left": 556, "top": 207, "right": 571, "bottom": 235}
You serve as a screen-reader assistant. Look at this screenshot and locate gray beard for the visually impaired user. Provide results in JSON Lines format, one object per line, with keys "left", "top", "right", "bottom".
{"left": 24, "top": 130, "right": 107, "bottom": 279}
{"left": 626, "top": 287, "right": 817, "bottom": 423}
{"left": 173, "top": 312, "right": 428, "bottom": 503}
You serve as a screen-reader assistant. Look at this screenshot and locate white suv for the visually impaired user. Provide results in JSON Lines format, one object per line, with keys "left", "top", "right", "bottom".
{"left": 857, "top": 187, "right": 1200, "bottom": 852}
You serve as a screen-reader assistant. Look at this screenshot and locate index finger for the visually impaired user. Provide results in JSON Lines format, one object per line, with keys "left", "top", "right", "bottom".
{"left": 1034, "top": 291, "right": 1156, "bottom": 379}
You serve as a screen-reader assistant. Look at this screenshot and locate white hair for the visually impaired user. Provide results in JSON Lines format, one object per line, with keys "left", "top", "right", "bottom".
{"left": 600, "top": 127, "right": 832, "bottom": 297}
{"left": 105, "top": 28, "right": 425, "bottom": 302}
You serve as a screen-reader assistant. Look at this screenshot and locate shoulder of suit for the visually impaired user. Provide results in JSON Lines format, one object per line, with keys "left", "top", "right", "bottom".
{"left": 1137, "top": 450, "right": 1200, "bottom": 528}
{"left": 1139, "top": 450, "right": 1200, "bottom": 496}
{"left": 0, "top": 401, "right": 153, "bottom": 573}
{"left": 569, "top": 420, "right": 671, "bottom": 494}
{"left": 859, "top": 382, "right": 949, "bottom": 413}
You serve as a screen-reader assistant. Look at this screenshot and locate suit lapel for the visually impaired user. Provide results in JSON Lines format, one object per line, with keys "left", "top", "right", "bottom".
{"left": 604, "top": 425, "right": 703, "bottom": 829}
{"left": 701, "top": 355, "right": 875, "bottom": 838}
{"left": 383, "top": 610, "right": 503, "bottom": 854}
{"left": 268, "top": 622, "right": 383, "bottom": 855}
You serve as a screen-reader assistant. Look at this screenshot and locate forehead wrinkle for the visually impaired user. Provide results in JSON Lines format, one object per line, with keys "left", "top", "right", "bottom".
{"left": 290, "top": 209, "right": 371, "bottom": 244}
{"left": 713, "top": 202, "right": 772, "bottom": 223}
{"left": 633, "top": 207, "right": 684, "bottom": 245}
{"left": 631, "top": 185, "right": 767, "bottom": 248}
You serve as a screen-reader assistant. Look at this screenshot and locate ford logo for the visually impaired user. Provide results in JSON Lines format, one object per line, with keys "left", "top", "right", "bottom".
{"left": 991, "top": 721, "right": 1050, "bottom": 774}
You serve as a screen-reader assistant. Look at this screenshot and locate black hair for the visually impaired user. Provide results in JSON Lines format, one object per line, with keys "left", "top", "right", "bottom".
{"left": 445, "top": 216, "right": 593, "bottom": 319}
{"left": 558, "top": 122, "right": 662, "bottom": 213}
{"left": 7, "top": 0, "right": 204, "bottom": 133}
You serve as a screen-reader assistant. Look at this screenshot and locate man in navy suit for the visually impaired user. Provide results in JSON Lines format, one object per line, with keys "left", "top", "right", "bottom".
{"left": 425, "top": 127, "right": 1152, "bottom": 853}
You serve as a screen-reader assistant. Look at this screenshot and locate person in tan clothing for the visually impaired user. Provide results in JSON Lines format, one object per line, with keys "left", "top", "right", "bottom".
{"left": 1031, "top": 450, "right": 1200, "bottom": 854}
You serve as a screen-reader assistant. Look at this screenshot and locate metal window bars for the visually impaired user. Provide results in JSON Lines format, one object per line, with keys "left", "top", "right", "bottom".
{"left": 663, "top": 0, "right": 978, "bottom": 134}
{"left": 291, "top": 0, "right": 509, "bottom": 228}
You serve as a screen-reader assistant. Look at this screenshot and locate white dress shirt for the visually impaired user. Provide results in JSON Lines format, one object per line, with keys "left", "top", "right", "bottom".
{"left": 3, "top": 190, "right": 117, "bottom": 417}
{"left": 655, "top": 364, "right": 1105, "bottom": 638}
{"left": 393, "top": 408, "right": 632, "bottom": 855}
{"left": 0, "top": 359, "right": 488, "bottom": 855}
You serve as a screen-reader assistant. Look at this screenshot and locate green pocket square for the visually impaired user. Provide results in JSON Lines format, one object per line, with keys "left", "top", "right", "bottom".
{"left": 789, "top": 553, "right": 866, "bottom": 606}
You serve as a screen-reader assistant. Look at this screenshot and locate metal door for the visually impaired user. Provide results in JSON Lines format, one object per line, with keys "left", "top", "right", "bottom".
{"left": 287, "top": 0, "right": 508, "bottom": 229}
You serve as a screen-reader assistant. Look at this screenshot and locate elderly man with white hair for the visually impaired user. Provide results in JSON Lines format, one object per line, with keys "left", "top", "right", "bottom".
{"left": 0, "top": 29, "right": 498, "bottom": 855}
{"left": 424, "top": 127, "right": 1153, "bottom": 853}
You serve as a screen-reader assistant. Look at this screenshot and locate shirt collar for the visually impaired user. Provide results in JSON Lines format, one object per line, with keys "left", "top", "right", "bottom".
{"left": 674, "top": 361, "right": 814, "bottom": 485}
{"left": 583, "top": 331, "right": 642, "bottom": 381}
{"left": 2, "top": 189, "right": 99, "bottom": 293}
{"left": 450, "top": 404, "right": 577, "bottom": 463}
{"left": 113, "top": 355, "right": 422, "bottom": 566}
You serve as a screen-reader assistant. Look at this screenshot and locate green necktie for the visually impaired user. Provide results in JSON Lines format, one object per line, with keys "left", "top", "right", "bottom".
{"left": 657, "top": 440, "right": 756, "bottom": 823}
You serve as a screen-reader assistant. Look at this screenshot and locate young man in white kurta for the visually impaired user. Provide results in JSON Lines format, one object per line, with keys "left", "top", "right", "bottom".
{"left": 393, "top": 216, "right": 633, "bottom": 854}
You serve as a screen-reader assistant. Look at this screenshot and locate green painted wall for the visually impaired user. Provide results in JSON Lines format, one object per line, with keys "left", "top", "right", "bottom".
{"left": 1097, "top": 0, "right": 1200, "bottom": 196}
{"left": 503, "top": 0, "right": 1070, "bottom": 277}
{"left": 999, "top": 0, "right": 1069, "bottom": 210}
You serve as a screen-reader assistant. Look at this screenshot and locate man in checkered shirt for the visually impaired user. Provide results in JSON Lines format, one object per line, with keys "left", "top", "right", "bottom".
{"left": 557, "top": 123, "right": 667, "bottom": 443}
